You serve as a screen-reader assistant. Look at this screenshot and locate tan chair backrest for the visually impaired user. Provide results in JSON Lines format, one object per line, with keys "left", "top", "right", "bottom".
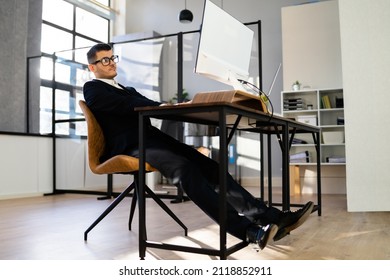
{"left": 79, "top": 100, "right": 107, "bottom": 173}
{"left": 79, "top": 100, "right": 155, "bottom": 175}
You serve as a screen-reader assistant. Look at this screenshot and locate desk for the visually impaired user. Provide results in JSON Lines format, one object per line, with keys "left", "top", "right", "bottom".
{"left": 136, "top": 102, "right": 321, "bottom": 260}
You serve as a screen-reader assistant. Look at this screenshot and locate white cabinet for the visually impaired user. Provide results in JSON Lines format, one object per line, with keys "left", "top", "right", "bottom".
{"left": 281, "top": 88, "right": 345, "bottom": 165}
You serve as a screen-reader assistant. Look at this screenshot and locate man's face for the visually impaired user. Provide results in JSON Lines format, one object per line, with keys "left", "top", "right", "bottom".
{"left": 88, "top": 49, "right": 117, "bottom": 79}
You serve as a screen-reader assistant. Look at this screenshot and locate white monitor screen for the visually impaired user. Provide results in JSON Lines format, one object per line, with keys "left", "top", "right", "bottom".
{"left": 195, "top": 0, "right": 254, "bottom": 90}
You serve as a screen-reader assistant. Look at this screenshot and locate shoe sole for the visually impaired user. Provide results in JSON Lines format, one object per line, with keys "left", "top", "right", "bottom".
{"left": 273, "top": 202, "right": 314, "bottom": 241}
{"left": 259, "top": 224, "right": 278, "bottom": 250}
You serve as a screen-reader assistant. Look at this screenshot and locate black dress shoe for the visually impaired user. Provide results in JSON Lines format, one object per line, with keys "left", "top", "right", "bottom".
{"left": 274, "top": 201, "right": 314, "bottom": 241}
{"left": 246, "top": 224, "right": 278, "bottom": 250}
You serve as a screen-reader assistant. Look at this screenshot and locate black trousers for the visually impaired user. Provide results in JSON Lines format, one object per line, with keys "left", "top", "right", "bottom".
{"left": 130, "top": 127, "right": 282, "bottom": 240}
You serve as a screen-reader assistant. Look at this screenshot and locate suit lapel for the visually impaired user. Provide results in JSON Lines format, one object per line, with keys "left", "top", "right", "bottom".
{"left": 118, "top": 84, "right": 135, "bottom": 96}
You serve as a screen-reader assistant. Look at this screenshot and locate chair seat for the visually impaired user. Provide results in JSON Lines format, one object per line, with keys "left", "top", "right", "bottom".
{"left": 93, "top": 154, "right": 156, "bottom": 175}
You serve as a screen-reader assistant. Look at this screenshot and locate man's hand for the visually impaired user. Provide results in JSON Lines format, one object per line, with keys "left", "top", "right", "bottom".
{"left": 159, "top": 100, "right": 192, "bottom": 106}
{"left": 176, "top": 100, "right": 192, "bottom": 105}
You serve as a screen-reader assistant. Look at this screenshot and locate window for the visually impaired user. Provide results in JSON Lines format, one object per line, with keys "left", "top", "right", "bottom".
{"left": 76, "top": 7, "right": 109, "bottom": 42}
{"left": 41, "top": 24, "right": 73, "bottom": 55}
{"left": 42, "top": 0, "right": 74, "bottom": 29}
{"left": 40, "top": 0, "right": 111, "bottom": 135}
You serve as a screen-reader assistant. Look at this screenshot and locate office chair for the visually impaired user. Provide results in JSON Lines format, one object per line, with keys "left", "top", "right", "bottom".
{"left": 79, "top": 100, "right": 187, "bottom": 241}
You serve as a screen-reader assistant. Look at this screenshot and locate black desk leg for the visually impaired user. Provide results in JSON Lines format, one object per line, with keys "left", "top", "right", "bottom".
{"left": 267, "top": 133, "right": 273, "bottom": 206}
{"left": 315, "top": 131, "right": 322, "bottom": 216}
{"left": 259, "top": 133, "right": 264, "bottom": 201}
{"left": 218, "top": 108, "right": 228, "bottom": 260}
{"left": 282, "top": 124, "right": 290, "bottom": 211}
{"left": 138, "top": 113, "right": 147, "bottom": 260}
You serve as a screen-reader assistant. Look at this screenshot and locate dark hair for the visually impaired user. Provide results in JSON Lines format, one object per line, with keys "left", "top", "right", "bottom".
{"left": 87, "top": 43, "right": 112, "bottom": 64}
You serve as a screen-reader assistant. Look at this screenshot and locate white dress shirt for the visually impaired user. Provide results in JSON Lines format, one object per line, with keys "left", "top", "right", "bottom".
{"left": 95, "top": 78, "right": 123, "bottom": 90}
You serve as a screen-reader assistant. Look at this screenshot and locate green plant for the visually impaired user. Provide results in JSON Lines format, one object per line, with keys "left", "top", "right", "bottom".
{"left": 293, "top": 80, "right": 301, "bottom": 86}
{"left": 170, "top": 89, "right": 189, "bottom": 104}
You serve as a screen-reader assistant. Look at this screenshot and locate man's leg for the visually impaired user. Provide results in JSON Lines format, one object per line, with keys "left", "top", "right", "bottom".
{"left": 141, "top": 146, "right": 252, "bottom": 240}
{"left": 162, "top": 137, "right": 314, "bottom": 239}
{"left": 142, "top": 129, "right": 281, "bottom": 228}
{"left": 148, "top": 131, "right": 283, "bottom": 224}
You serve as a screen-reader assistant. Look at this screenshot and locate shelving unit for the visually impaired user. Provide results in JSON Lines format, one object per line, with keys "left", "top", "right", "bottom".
{"left": 281, "top": 88, "right": 345, "bottom": 166}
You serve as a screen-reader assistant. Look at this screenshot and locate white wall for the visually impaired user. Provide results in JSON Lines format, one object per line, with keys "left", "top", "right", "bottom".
{"left": 0, "top": 135, "right": 52, "bottom": 198}
{"left": 339, "top": 0, "right": 390, "bottom": 211}
{"left": 281, "top": 0, "right": 343, "bottom": 90}
{"left": 0, "top": 135, "right": 143, "bottom": 199}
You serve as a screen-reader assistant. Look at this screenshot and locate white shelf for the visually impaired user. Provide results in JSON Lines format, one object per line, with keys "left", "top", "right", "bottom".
{"left": 289, "top": 162, "right": 346, "bottom": 166}
{"left": 321, "top": 125, "right": 344, "bottom": 129}
{"left": 319, "top": 108, "right": 343, "bottom": 112}
{"left": 291, "top": 144, "right": 316, "bottom": 147}
{"left": 282, "top": 88, "right": 345, "bottom": 166}
{"left": 321, "top": 143, "right": 345, "bottom": 147}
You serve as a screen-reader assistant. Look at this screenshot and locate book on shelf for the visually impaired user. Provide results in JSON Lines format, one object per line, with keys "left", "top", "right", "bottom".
{"left": 283, "top": 105, "right": 305, "bottom": 111}
{"left": 337, "top": 117, "right": 344, "bottom": 125}
{"left": 290, "top": 151, "right": 309, "bottom": 159}
{"left": 283, "top": 98, "right": 304, "bottom": 104}
{"left": 321, "top": 95, "right": 332, "bottom": 109}
{"left": 283, "top": 98, "right": 305, "bottom": 110}
{"left": 290, "top": 151, "right": 310, "bottom": 163}
{"left": 335, "top": 97, "right": 344, "bottom": 108}
{"left": 292, "top": 138, "right": 308, "bottom": 144}
{"left": 326, "top": 156, "right": 346, "bottom": 163}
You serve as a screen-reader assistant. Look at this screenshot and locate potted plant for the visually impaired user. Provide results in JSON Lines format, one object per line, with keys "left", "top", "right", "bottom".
{"left": 292, "top": 80, "right": 301, "bottom": 91}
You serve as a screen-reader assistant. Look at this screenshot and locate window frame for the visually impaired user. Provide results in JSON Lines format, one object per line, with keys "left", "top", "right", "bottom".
{"left": 40, "top": 0, "right": 111, "bottom": 136}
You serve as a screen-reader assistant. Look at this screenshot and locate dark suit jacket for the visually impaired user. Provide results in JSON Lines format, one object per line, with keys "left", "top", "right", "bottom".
{"left": 83, "top": 79, "right": 162, "bottom": 161}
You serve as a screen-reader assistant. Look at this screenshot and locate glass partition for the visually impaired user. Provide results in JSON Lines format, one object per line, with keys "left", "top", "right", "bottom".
{"left": 114, "top": 37, "right": 166, "bottom": 102}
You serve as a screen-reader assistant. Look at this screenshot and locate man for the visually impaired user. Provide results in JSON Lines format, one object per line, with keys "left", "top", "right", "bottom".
{"left": 83, "top": 43, "right": 314, "bottom": 250}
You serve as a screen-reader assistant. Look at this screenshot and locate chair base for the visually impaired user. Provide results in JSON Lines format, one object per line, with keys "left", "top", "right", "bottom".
{"left": 96, "top": 174, "right": 114, "bottom": 200}
{"left": 84, "top": 175, "right": 187, "bottom": 241}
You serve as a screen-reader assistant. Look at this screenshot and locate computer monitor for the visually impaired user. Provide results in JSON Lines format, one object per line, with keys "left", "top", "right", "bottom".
{"left": 194, "top": 0, "right": 254, "bottom": 91}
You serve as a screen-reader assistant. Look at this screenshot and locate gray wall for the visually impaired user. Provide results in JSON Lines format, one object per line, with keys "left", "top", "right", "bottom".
{"left": 0, "top": 0, "right": 42, "bottom": 133}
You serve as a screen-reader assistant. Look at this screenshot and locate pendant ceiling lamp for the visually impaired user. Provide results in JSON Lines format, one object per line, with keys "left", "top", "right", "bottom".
{"left": 179, "top": 0, "right": 193, "bottom": 23}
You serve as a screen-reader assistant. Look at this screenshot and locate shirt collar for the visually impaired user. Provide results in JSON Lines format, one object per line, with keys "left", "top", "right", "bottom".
{"left": 95, "top": 78, "right": 122, "bottom": 89}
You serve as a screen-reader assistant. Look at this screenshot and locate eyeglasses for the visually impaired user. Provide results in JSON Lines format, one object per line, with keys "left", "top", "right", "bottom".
{"left": 92, "top": 55, "right": 119, "bottom": 66}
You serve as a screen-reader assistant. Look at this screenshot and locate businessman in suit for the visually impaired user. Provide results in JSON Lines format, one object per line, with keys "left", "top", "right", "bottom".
{"left": 83, "top": 43, "right": 314, "bottom": 250}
